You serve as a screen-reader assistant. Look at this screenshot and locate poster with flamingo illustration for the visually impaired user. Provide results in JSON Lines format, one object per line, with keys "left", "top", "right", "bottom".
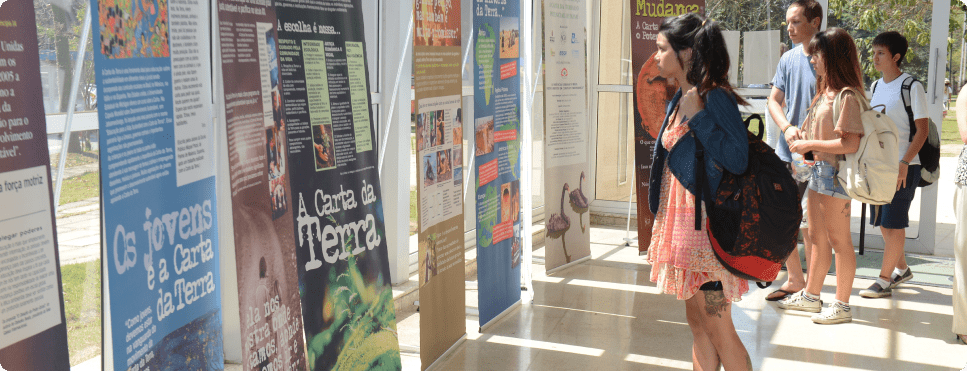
{"left": 542, "top": 0, "right": 590, "bottom": 272}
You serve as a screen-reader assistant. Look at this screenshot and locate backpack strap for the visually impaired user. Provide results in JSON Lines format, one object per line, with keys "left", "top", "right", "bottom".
{"left": 693, "top": 134, "right": 717, "bottom": 231}
{"left": 871, "top": 80, "right": 879, "bottom": 96}
{"left": 900, "top": 76, "right": 917, "bottom": 142}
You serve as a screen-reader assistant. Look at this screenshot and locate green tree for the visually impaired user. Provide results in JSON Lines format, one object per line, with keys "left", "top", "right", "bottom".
{"left": 35, "top": 0, "right": 96, "bottom": 153}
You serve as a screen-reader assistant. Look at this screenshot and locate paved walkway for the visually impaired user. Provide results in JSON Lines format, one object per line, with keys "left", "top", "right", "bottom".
{"left": 56, "top": 196, "right": 100, "bottom": 265}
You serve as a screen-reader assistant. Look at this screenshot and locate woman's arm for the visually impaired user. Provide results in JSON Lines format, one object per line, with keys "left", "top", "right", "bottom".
{"left": 790, "top": 134, "right": 860, "bottom": 155}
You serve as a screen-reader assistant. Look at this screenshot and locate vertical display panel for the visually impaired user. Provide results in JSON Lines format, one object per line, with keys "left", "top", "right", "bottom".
{"left": 473, "top": 0, "right": 522, "bottom": 327}
{"left": 542, "top": 0, "right": 591, "bottom": 272}
{"left": 630, "top": 0, "right": 704, "bottom": 253}
{"left": 273, "top": 0, "right": 403, "bottom": 369}
{"left": 0, "top": 1, "right": 71, "bottom": 369}
{"left": 214, "top": 1, "right": 308, "bottom": 370}
{"left": 91, "top": 0, "right": 224, "bottom": 367}
{"left": 414, "top": 0, "right": 466, "bottom": 367}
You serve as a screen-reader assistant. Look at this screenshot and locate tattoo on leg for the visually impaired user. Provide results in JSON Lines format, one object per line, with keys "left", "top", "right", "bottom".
{"left": 841, "top": 202, "right": 850, "bottom": 216}
{"left": 703, "top": 290, "right": 728, "bottom": 318}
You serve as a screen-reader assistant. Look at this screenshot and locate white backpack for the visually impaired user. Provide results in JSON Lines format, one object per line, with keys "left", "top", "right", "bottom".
{"left": 832, "top": 88, "right": 900, "bottom": 205}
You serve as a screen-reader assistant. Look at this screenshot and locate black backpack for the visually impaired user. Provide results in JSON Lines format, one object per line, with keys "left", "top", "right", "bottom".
{"left": 694, "top": 114, "right": 803, "bottom": 287}
{"left": 871, "top": 76, "right": 941, "bottom": 186}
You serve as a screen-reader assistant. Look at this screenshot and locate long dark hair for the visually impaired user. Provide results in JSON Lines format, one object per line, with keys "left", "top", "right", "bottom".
{"left": 806, "top": 27, "right": 865, "bottom": 104}
{"left": 659, "top": 13, "right": 746, "bottom": 105}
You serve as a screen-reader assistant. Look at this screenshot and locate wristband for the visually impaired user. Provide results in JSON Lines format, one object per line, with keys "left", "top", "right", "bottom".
{"left": 782, "top": 125, "right": 793, "bottom": 134}
{"left": 900, "top": 159, "right": 910, "bottom": 165}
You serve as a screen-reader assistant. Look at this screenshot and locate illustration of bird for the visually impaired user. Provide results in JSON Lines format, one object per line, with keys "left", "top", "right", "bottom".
{"left": 569, "top": 171, "right": 589, "bottom": 209}
{"left": 547, "top": 183, "right": 571, "bottom": 234}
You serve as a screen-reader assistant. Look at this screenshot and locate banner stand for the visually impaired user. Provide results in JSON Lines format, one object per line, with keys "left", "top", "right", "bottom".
{"left": 479, "top": 300, "right": 522, "bottom": 333}
{"left": 424, "top": 334, "right": 468, "bottom": 371}
{"left": 624, "top": 183, "right": 638, "bottom": 248}
{"left": 545, "top": 255, "right": 592, "bottom": 276}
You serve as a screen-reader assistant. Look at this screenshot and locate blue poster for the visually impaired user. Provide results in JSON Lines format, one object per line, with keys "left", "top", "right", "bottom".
{"left": 91, "top": 0, "right": 223, "bottom": 369}
{"left": 473, "top": 0, "right": 522, "bottom": 327}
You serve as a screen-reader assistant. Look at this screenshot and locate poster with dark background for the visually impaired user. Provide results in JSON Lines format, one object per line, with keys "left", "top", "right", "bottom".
{"left": 0, "top": 1, "right": 70, "bottom": 369}
{"left": 630, "top": 0, "right": 703, "bottom": 253}
{"left": 274, "top": 0, "right": 402, "bottom": 369}
{"left": 215, "top": 0, "right": 308, "bottom": 369}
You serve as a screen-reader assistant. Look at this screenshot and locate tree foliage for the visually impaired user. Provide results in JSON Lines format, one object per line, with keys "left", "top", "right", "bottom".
{"left": 708, "top": 0, "right": 966, "bottom": 88}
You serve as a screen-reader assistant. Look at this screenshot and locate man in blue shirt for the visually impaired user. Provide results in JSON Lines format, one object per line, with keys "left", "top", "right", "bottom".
{"left": 765, "top": 0, "right": 822, "bottom": 302}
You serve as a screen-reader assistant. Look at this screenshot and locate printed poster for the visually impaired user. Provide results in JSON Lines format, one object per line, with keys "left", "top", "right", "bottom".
{"left": 91, "top": 0, "right": 224, "bottom": 368}
{"left": 273, "top": 0, "right": 403, "bottom": 369}
{"left": 215, "top": 1, "right": 308, "bottom": 370}
{"left": 0, "top": 1, "right": 71, "bottom": 369}
{"left": 474, "top": 0, "right": 522, "bottom": 327}
{"left": 630, "top": 0, "right": 703, "bottom": 253}
{"left": 414, "top": 0, "right": 465, "bottom": 367}
{"left": 542, "top": 0, "right": 590, "bottom": 272}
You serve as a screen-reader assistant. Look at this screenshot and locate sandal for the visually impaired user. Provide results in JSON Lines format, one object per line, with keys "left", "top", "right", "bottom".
{"left": 765, "top": 289, "right": 795, "bottom": 302}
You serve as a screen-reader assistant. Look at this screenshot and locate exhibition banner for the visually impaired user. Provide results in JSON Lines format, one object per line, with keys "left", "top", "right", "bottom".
{"left": 0, "top": 1, "right": 71, "bottom": 369}
{"left": 214, "top": 1, "right": 307, "bottom": 370}
{"left": 273, "top": 0, "right": 402, "bottom": 369}
{"left": 473, "top": 0, "right": 522, "bottom": 327}
{"left": 630, "top": 0, "right": 703, "bottom": 253}
{"left": 414, "top": 0, "right": 465, "bottom": 367}
{"left": 91, "top": 0, "right": 224, "bottom": 368}
{"left": 542, "top": 0, "right": 590, "bottom": 272}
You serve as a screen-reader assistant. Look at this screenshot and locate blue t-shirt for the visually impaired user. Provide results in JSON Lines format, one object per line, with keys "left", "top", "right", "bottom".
{"left": 771, "top": 44, "right": 816, "bottom": 162}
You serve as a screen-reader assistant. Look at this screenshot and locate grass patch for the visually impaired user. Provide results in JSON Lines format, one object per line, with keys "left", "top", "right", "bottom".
{"left": 49, "top": 151, "right": 99, "bottom": 169}
{"left": 61, "top": 260, "right": 101, "bottom": 366}
{"left": 60, "top": 172, "right": 100, "bottom": 205}
{"left": 410, "top": 187, "right": 418, "bottom": 235}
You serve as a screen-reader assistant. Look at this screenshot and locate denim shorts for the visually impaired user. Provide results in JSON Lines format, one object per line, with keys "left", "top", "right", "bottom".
{"left": 807, "top": 161, "right": 851, "bottom": 200}
{"left": 870, "top": 164, "right": 922, "bottom": 229}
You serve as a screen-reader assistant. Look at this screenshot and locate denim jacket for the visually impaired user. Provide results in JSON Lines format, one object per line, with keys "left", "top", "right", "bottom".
{"left": 649, "top": 88, "right": 749, "bottom": 215}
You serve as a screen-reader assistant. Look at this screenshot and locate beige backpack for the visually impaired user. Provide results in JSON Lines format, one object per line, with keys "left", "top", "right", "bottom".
{"left": 832, "top": 88, "right": 899, "bottom": 205}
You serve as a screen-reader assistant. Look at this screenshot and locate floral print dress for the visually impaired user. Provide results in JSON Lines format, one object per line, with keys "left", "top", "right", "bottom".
{"left": 648, "top": 116, "right": 749, "bottom": 302}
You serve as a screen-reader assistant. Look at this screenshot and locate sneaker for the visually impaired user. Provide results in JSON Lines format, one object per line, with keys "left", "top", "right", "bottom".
{"left": 811, "top": 302, "right": 852, "bottom": 324}
{"left": 859, "top": 282, "right": 892, "bottom": 298}
{"left": 891, "top": 269, "right": 914, "bottom": 288}
{"left": 777, "top": 290, "right": 822, "bottom": 313}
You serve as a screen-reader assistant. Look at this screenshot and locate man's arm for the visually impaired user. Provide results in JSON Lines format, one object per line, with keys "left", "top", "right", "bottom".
{"left": 768, "top": 86, "right": 801, "bottom": 143}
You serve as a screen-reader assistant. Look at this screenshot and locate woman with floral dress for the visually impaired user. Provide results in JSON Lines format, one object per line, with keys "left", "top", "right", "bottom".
{"left": 647, "top": 13, "right": 752, "bottom": 371}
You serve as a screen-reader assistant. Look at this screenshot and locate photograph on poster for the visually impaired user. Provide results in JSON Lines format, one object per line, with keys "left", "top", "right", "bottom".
{"left": 452, "top": 142, "right": 463, "bottom": 169}
{"left": 499, "top": 17, "right": 519, "bottom": 59}
{"left": 312, "top": 124, "right": 336, "bottom": 171}
{"left": 636, "top": 51, "right": 678, "bottom": 140}
{"left": 453, "top": 108, "right": 463, "bottom": 143}
{"left": 511, "top": 223, "right": 521, "bottom": 268}
{"left": 419, "top": 234, "right": 438, "bottom": 287}
{"left": 435, "top": 111, "right": 447, "bottom": 146}
{"left": 423, "top": 152, "right": 438, "bottom": 186}
{"left": 500, "top": 180, "right": 520, "bottom": 223}
{"left": 436, "top": 149, "right": 452, "bottom": 183}
{"left": 416, "top": 112, "right": 427, "bottom": 151}
{"left": 98, "top": 0, "right": 170, "bottom": 58}
{"left": 453, "top": 167, "right": 463, "bottom": 186}
{"left": 474, "top": 116, "right": 495, "bottom": 155}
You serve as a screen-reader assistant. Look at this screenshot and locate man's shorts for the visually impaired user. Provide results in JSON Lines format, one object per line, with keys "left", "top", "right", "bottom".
{"left": 870, "top": 165, "right": 922, "bottom": 229}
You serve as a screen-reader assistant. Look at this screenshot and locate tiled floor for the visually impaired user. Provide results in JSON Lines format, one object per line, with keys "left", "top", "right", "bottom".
{"left": 396, "top": 227, "right": 967, "bottom": 371}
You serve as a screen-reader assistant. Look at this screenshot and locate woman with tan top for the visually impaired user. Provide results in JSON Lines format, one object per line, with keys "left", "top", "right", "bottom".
{"left": 777, "top": 27, "right": 864, "bottom": 325}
